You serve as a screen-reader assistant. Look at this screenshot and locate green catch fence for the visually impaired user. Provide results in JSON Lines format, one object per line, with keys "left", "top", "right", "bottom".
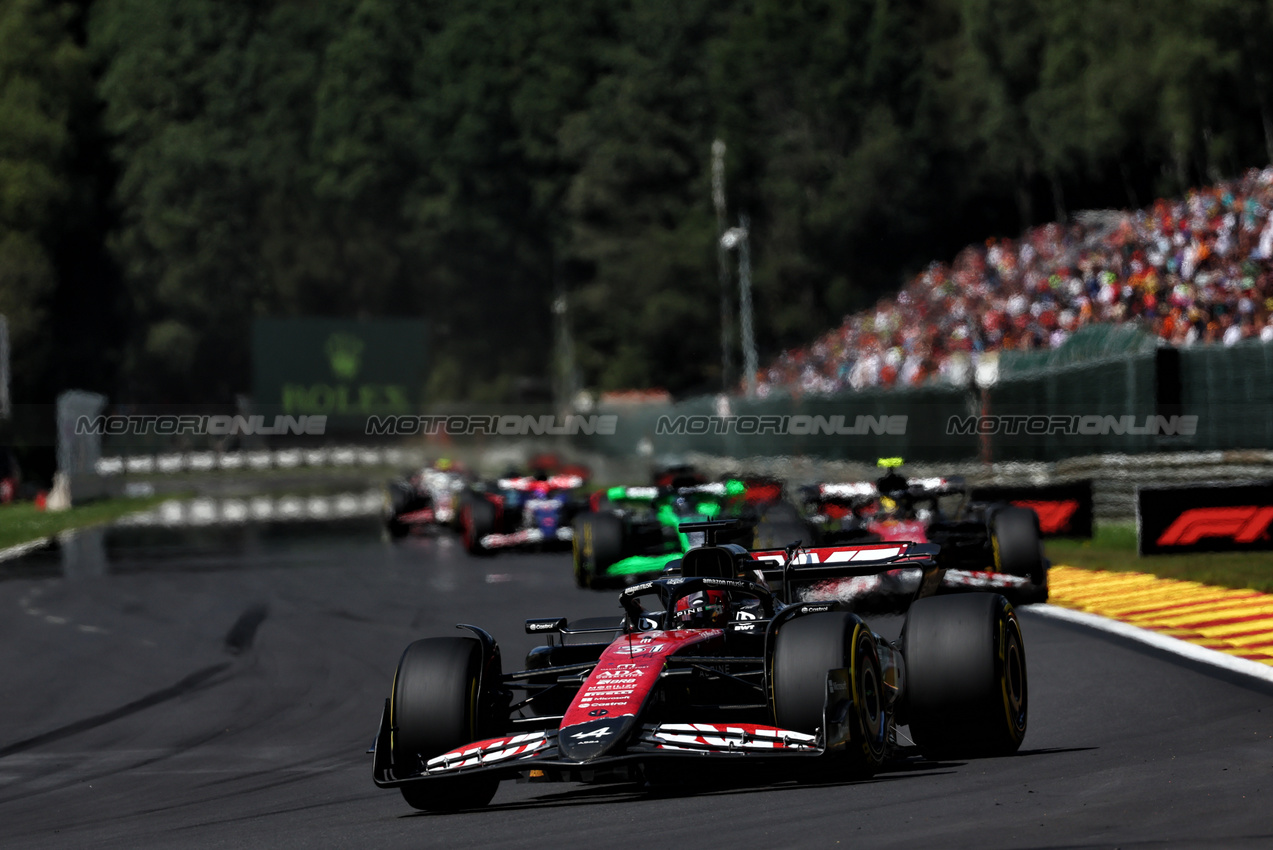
{"left": 585, "top": 325, "right": 1272, "bottom": 464}
{"left": 1179, "top": 340, "right": 1273, "bottom": 450}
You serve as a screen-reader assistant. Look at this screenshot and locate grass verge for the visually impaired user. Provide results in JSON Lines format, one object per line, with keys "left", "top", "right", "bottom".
{"left": 1047, "top": 522, "right": 1273, "bottom": 594}
{"left": 0, "top": 495, "right": 177, "bottom": 552}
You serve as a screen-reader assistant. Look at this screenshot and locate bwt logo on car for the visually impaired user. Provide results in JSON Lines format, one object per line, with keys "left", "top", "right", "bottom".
{"left": 946, "top": 415, "right": 1198, "bottom": 436}
{"left": 364, "top": 414, "right": 618, "bottom": 436}
{"left": 655, "top": 414, "right": 907, "bottom": 436}
{"left": 76, "top": 415, "right": 328, "bottom": 436}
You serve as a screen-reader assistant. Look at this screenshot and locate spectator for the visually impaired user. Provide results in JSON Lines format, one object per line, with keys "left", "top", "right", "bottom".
{"left": 755, "top": 167, "right": 1273, "bottom": 396}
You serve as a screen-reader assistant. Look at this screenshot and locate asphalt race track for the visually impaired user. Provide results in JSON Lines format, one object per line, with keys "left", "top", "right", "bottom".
{"left": 1, "top": 519, "right": 1270, "bottom": 849}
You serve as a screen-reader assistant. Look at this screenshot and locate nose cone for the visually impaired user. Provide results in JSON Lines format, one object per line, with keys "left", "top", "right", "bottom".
{"left": 558, "top": 716, "right": 636, "bottom": 762}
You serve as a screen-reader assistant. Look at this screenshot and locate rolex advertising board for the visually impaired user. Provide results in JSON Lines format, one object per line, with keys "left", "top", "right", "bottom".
{"left": 252, "top": 319, "right": 427, "bottom": 430}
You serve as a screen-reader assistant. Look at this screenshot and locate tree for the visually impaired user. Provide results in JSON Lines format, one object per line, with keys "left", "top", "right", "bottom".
{"left": 0, "top": 0, "right": 90, "bottom": 401}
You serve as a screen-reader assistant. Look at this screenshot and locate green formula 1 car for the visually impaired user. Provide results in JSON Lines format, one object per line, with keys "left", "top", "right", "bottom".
{"left": 571, "top": 478, "right": 783, "bottom": 589}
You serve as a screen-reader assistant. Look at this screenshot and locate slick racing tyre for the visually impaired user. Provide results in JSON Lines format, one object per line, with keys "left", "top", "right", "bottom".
{"left": 772, "top": 612, "right": 888, "bottom": 777}
{"left": 385, "top": 484, "right": 411, "bottom": 538}
{"left": 990, "top": 507, "right": 1046, "bottom": 585}
{"left": 903, "top": 593, "right": 1027, "bottom": 759}
{"left": 391, "top": 638, "right": 500, "bottom": 812}
{"left": 461, "top": 500, "right": 497, "bottom": 556}
{"left": 572, "top": 512, "right": 624, "bottom": 589}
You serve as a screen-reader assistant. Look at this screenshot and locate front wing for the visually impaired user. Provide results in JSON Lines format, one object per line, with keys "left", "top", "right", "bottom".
{"left": 373, "top": 669, "right": 854, "bottom": 787}
{"left": 480, "top": 526, "right": 574, "bottom": 549}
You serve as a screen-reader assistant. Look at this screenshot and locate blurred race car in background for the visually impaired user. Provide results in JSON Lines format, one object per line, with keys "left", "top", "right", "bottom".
{"left": 570, "top": 475, "right": 786, "bottom": 589}
{"left": 384, "top": 459, "right": 468, "bottom": 538}
{"left": 459, "top": 473, "right": 589, "bottom": 555}
{"left": 798, "top": 458, "right": 1049, "bottom": 603}
{"left": 371, "top": 520, "right": 1029, "bottom": 812}
{"left": 651, "top": 462, "right": 709, "bottom": 489}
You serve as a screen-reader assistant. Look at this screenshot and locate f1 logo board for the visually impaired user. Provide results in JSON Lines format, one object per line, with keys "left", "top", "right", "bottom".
{"left": 1138, "top": 482, "right": 1273, "bottom": 555}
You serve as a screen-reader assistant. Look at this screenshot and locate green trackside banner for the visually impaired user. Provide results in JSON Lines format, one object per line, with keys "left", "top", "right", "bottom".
{"left": 252, "top": 318, "right": 427, "bottom": 427}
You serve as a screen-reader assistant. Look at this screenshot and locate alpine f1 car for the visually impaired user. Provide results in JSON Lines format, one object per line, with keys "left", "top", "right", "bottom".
{"left": 371, "top": 520, "right": 1029, "bottom": 812}
{"left": 799, "top": 459, "right": 1049, "bottom": 603}
{"left": 384, "top": 461, "right": 468, "bottom": 538}
{"left": 571, "top": 477, "right": 784, "bottom": 589}
{"left": 459, "top": 473, "right": 588, "bottom": 555}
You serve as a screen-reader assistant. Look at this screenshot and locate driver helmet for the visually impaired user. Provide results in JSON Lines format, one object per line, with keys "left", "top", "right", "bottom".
{"left": 673, "top": 590, "right": 731, "bottom": 628}
{"left": 875, "top": 457, "right": 908, "bottom": 501}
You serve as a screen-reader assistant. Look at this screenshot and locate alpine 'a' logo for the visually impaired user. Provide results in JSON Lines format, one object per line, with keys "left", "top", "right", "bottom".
{"left": 1156, "top": 506, "right": 1273, "bottom": 546}
{"left": 1013, "top": 499, "right": 1079, "bottom": 534}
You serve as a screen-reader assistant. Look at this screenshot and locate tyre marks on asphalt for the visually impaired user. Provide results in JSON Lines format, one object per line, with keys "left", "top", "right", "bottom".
{"left": 1048, "top": 565, "right": 1273, "bottom": 664}
{"left": 224, "top": 604, "right": 270, "bottom": 654}
{"left": 0, "top": 663, "right": 232, "bottom": 759}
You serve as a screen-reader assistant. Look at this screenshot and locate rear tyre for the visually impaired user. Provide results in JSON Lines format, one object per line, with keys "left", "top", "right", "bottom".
{"left": 571, "top": 512, "right": 625, "bottom": 589}
{"left": 461, "top": 500, "right": 497, "bottom": 556}
{"left": 392, "top": 638, "right": 500, "bottom": 812}
{"left": 772, "top": 612, "right": 888, "bottom": 777}
{"left": 990, "top": 507, "right": 1046, "bottom": 585}
{"left": 903, "top": 593, "right": 1027, "bottom": 759}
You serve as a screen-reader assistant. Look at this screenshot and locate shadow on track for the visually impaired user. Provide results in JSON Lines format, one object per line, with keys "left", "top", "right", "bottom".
{"left": 392, "top": 747, "right": 1102, "bottom": 818}
{"left": 396, "top": 765, "right": 964, "bottom": 818}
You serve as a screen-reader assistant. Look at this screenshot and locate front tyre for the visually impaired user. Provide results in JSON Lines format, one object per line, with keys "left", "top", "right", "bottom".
{"left": 571, "top": 512, "right": 624, "bottom": 589}
{"left": 903, "top": 593, "right": 1027, "bottom": 759}
{"left": 771, "top": 612, "right": 888, "bottom": 777}
{"left": 391, "top": 638, "right": 499, "bottom": 812}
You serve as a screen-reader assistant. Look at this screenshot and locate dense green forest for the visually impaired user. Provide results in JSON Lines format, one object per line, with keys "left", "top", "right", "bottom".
{"left": 2, "top": 0, "right": 1272, "bottom": 404}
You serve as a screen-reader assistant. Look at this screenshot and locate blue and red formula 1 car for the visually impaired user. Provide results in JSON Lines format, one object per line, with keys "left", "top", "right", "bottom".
{"left": 458, "top": 473, "right": 588, "bottom": 555}
{"left": 371, "top": 521, "right": 1029, "bottom": 811}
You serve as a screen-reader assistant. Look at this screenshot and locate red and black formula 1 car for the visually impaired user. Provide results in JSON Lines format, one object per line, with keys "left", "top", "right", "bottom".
{"left": 370, "top": 521, "right": 1029, "bottom": 812}
{"left": 798, "top": 463, "right": 1048, "bottom": 604}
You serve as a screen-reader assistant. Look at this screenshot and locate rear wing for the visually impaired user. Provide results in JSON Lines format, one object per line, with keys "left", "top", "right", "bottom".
{"left": 753, "top": 541, "right": 945, "bottom": 604}
{"left": 498, "top": 474, "right": 586, "bottom": 491}
{"left": 736, "top": 476, "right": 785, "bottom": 504}
{"left": 752, "top": 541, "right": 940, "bottom": 580}
{"left": 904, "top": 475, "right": 966, "bottom": 496}
{"left": 679, "top": 521, "right": 945, "bottom": 603}
{"left": 804, "top": 476, "right": 967, "bottom": 503}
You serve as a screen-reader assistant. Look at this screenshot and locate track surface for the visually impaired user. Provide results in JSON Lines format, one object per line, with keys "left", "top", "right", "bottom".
{"left": 0, "top": 520, "right": 1270, "bottom": 849}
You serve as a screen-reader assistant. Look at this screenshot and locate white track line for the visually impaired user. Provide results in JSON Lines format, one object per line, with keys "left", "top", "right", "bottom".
{"left": 0, "top": 537, "right": 51, "bottom": 563}
{"left": 1029, "top": 603, "right": 1273, "bottom": 685}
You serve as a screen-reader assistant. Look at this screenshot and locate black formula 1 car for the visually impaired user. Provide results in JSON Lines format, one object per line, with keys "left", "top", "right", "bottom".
{"left": 799, "top": 466, "right": 1049, "bottom": 604}
{"left": 370, "top": 521, "right": 1029, "bottom": 812}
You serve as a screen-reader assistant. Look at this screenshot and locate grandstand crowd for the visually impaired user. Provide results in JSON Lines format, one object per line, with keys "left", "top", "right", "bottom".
{"left": 757, "top": 167, "right": 1273, "bottom": 397}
